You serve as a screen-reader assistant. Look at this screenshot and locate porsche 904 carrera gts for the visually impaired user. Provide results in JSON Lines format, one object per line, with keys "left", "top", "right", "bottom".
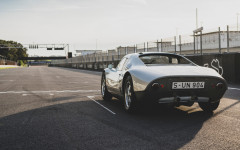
{"left": 101, "top": 52, "right": 227, "bottom": 112}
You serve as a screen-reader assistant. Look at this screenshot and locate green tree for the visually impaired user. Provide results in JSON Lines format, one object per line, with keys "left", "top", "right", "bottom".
{"left": 0, "top": 40, "right": 28, "bottom": 63}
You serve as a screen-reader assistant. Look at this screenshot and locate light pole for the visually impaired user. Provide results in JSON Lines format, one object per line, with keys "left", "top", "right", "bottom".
{"left": 196, "top": 8, "right": 198, "bottom": 29}
{"left": 96, "top": 39, "right": 98, "bottom": 50}
{"left": 176, "top": 28, "right": 179, "bottom": 38}
{"left": 200, "top": 21, "right": 203, "bottom": 27}
{"left": 237, "top": 13, "right": 240, "bottom": 31}
{"left": 196, "top": 8, "right": 199, "bottom": 53}
{"left": 176, "top": 28, "right": 179, "bottom": 52}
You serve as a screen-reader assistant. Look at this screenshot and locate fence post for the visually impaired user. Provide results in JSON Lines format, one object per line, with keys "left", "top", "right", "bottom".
{"left": 174, "top": 36, "right": 176, "bottom": 54}
{"left": 144, "top": 43, "right": 146, "bottom": 52}
{"left": 118, "top": 49, "right": 120, "bottom": 60}
{"left": 179, "top": 35, "right": 182, "bottom": 55}
{"left": 135, "top": 44, "right": 137, "bottom": 53}
{"left": 161, "top": 39, "right": 163, "bottom": 52}
{"left": 112, "top": 51, "right": 114, "bottom": 61}
{"left": 218, "top": 27, "right": 221, "bottom": 53}
{"left": 106, "top": 53, "right": 108, "bottom": 62}
{"left": 157, "top": 40, "right": 159, "bottom": 52}
{"left": 200, "top": 31, "right": 203, "bottom": 55}
{"left": 146, "top": 42, "right": 148, "bottom": 52}
{"left": 94, "top": 52, "right": 96, "bottom": 62}
{"left": 193, "top": 32, "right": 195, "bottom": 55}
{"left": 227, "top": 25, "right": 230, "bottom": 53}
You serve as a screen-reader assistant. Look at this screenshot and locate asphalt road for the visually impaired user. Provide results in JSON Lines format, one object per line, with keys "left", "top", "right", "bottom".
{"left": 0, "top": 66, "right": 240, "bottom": 150}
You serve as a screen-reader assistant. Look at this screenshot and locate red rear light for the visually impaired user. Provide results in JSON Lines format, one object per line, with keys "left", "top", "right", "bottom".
{"left": 211, "top": 84, "right": 215, "bottom": 88}
{"left": 152, "top": 83, "right": 164, "bottom": 89}
{"left": 211, "top": 83, "right": 224, "bottom": 89}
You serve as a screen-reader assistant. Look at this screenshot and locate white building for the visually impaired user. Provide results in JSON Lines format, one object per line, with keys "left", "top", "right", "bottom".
{"left": 75, "top": 50, "right": 102, "bottom": 56}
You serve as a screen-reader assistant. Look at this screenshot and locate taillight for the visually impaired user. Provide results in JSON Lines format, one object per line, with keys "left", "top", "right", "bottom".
{"left": 211, "top": 84, "right": 215, "bottom": 88}
{"left": 160, "top": 84, "right": 164, "bottom": 88}
{"left": 211, "top": 83, "right": 224, "bottom": 89}
{"left": 152, "top": 83, "right": 164, "bottom": 89}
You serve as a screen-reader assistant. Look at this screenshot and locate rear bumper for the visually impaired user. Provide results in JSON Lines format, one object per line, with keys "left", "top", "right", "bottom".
{"left": 134, "top": 76, "right": 227, "bottom": 103}
{"left": 158, "top": 96, "right": 210, "bottom": 103}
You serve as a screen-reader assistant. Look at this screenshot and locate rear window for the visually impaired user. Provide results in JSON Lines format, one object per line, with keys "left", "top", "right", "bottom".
{"left": 139, "top": 54, "right": 191, "bottom": 65}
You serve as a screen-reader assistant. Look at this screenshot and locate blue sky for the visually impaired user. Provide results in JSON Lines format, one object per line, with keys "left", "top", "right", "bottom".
{"left": 0, "top": 0, "right": 240, "bottom": 56}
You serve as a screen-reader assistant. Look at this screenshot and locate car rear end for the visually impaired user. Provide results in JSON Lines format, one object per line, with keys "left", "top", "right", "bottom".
{"left": 134, "top": 76, "right": 227, "bottom": 105}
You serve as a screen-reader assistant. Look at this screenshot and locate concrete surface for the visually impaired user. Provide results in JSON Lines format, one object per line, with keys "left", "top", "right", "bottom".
{"left": 0, "top": 66, "right": 240, "bottom": 150}
{"left": 0, "top": 65, "right": 18, "bottom": 68}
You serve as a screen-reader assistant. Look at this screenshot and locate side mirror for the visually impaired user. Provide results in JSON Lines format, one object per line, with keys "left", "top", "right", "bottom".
{"left": 108, "top": 64, "right": 113, "bottom": 69}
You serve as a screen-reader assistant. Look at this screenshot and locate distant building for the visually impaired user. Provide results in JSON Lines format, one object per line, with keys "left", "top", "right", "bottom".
{"left": 116, "top": 46, "right": 135, "bottom": 55}
{"left": 75, "top": 50, "right": 102, "bottom": 56}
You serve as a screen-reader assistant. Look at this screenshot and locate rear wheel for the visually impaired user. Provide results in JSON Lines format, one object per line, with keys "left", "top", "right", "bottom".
{"left": 198, "top": 101, "right": 220, "bottom": 112}
{"left": 101, "top": 74, "right": 112, "bottom": 101}
{"left": 123, "top": 76, "right": 137, "bottom": 112}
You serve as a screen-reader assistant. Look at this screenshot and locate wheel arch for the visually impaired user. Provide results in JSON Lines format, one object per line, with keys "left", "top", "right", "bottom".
{"left": 121, "top": 72, "right": 132, "bottom": 94}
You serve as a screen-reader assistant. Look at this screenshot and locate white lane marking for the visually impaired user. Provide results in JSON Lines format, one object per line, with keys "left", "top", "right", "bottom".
{"left": 68, "top": 82, "right": 78, "bottom": 84}
{"left": 0, "top": 90, "right": 100, "bottom": 94}
{"left": 22, "top": 93, "right": 36, "bottom": 96}
{"left": 87, "top": 96, "right": 116, "bottom": 115}
{"left": 228, "top": 87, "right": 240, "bottom": 91}
{"left": 0, "top": 80, "right": 14, "bottom": 82}
{"left": 49, "top": 93, "right": 54, "bottom": 96}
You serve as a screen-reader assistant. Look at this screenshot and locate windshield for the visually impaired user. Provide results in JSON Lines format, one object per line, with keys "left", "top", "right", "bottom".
{"left": 139, "top": 54, "right": 193, "bottom": 65}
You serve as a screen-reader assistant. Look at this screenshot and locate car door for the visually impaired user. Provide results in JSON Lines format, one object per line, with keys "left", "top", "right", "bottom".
{"left": 106, "top": 57, "right": 127, "bottom": 95}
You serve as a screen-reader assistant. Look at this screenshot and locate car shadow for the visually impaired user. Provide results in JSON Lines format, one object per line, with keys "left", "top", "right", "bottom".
{"left": 0, "top": 98, "right": 212, "bottom": 150}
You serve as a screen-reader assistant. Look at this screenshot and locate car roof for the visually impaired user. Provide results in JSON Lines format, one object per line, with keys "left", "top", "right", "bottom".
{"left": 125, "top": 52, "right": 181, "bottom": 58}
{"left": 123, "top": 52, "right": 185, "bottom": 66}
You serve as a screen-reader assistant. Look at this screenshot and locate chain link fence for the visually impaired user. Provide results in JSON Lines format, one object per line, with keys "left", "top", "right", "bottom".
{"left": 52, "top": 24, "right": 240, "bottom": 65}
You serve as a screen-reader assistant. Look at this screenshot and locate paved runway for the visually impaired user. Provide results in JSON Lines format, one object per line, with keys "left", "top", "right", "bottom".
{"left": 0, "top": 66, "right": 240, "bottom": 150}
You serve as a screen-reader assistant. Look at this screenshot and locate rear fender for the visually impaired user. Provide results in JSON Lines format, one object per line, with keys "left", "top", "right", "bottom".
{"left": 129, "top": 69, "right": 157, "bottom": 92}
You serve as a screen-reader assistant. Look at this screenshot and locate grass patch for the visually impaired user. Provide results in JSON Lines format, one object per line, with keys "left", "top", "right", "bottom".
{"left": 0, "top": 67, "right": 18, "bottom": 69}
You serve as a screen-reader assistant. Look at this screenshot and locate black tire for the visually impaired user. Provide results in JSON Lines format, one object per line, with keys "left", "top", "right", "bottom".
{"left": 198, "top": 101, "right": 220, "bottom": 112}
{"left": 123, "top": 76, "right": 137, "bottom": 112}
{"left": 101, "top": 73, "right": 112, "bottom": 101}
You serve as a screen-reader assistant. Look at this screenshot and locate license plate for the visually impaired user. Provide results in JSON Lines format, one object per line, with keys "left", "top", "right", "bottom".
{"left": 172, "top": 82, "right": 205, "bottom": 89}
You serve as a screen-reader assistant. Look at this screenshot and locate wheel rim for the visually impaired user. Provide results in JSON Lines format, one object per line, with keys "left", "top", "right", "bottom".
{"left": 125, "top": 82, "right": 132, "bottom": 109}
{"left": 101, "top": 78, "right": 105, "bottom": 96}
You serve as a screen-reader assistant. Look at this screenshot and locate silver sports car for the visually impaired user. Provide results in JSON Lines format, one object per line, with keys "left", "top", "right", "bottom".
{"left": 101, "top": 52, "right": 227, "bottom": 112}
